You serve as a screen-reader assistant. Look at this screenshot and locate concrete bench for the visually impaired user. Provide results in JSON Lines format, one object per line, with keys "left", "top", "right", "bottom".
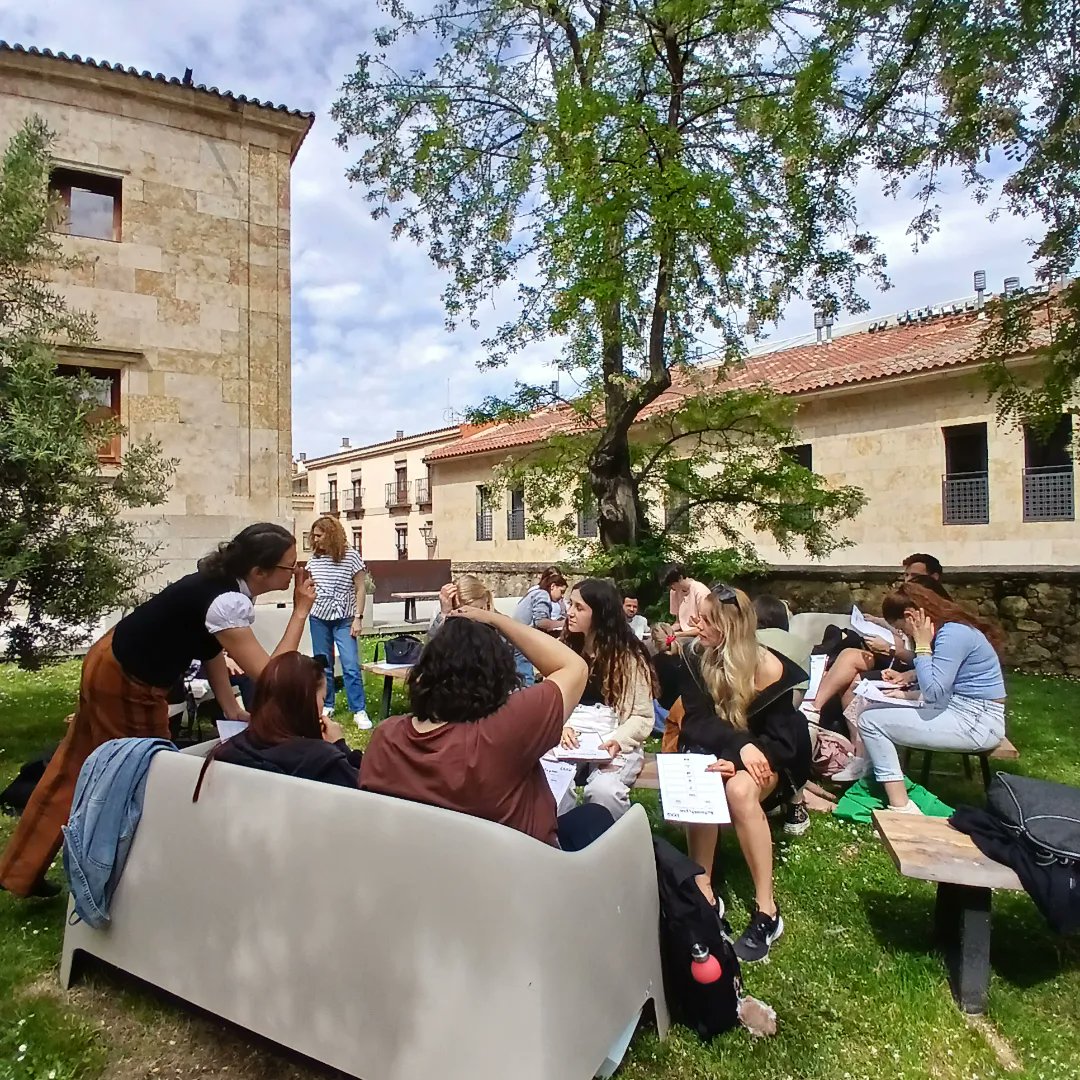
{"left": 62, "top": 746, "right": 668, "bottom": 1080}
{"left": 872, "top": 808, "right": 1023, "bottom": 1014}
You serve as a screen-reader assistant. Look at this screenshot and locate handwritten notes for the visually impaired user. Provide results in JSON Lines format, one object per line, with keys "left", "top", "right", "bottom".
{"left": 656, "top": 754, "right": 731, "bottom": 825}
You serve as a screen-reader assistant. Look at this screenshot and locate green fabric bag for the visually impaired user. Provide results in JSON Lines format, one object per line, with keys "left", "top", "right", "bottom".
{"left": 834, "top": 777, "right": 954, "bottom": 823}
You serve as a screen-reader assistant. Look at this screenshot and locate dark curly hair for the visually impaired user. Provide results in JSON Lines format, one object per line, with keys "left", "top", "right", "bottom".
{"left": 407, "top": 618, "right": 520, "bottom": 723}
{"left": 561, "top": 578, "right": 657, "bottom": 713}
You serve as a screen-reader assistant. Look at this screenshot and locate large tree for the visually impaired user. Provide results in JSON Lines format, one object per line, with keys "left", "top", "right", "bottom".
{"left": 0, "top": 117, "right": 176, "bottom": 668}
{"left": 334, "top": 0, "right": 1077, "bottom": 558}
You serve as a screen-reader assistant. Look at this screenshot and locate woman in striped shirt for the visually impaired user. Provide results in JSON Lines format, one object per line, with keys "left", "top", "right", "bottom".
{"left": 307, "top": 515, "right": 371, "bottom": 729}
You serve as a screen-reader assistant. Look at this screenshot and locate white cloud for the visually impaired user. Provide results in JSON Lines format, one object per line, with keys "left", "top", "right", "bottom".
{"left": 4, "top": 2, "right": 1044, "bottom": 458}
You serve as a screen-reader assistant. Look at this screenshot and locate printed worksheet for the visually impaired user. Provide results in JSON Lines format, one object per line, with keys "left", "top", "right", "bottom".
{"left": 552, "top": 731, "right": 613, "bottom": 762}
{"left": 656, "top": 753, "right": 731, "bottom": 824}
{"left": 541, "top": 759, "right": 578, "bottom": 805}
{"left": 854, "top": 680, "right": 923, "bottom": 708}
{"left": 851, "top": 605, "right": 896, "bottom": 647}
{"left": 805, "top": 654, "right": 827, "bottom": 700}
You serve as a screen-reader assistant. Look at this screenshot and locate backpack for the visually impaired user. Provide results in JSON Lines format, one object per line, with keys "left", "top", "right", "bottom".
{"left": 987, "top": 773, "right": 1080, "bottom": 863}
{"left": 375, "top": 634, "right": 424, "bottom": 665}
{"left": 0, "top": 746, "right": 58, "bottom": 816}
{"left": 653, "top": 837, "right": 741, "bottom": 1040}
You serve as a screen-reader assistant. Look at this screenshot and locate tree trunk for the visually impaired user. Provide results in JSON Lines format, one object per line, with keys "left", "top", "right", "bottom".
{"left": 591, "top": 425, "right": 642, "bottom": 549}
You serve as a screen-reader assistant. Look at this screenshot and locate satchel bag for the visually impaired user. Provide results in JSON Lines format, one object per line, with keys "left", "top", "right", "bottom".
{"left": 987, "top": 773, "right": 1080, "bottom": 863}
{"left": 375, "top": 634, "right": 424, "bottom": 666}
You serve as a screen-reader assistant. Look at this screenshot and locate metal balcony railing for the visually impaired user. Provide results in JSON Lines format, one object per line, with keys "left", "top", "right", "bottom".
{"left": 507, "top": 507, "right": 526, "bottom": 540}
{"left": 415, "top": 478, "right": 431, "bottom": 505}
{"left": 942, "top": 472, "right": 989, "bottom": 525}
{"left": 319, "top": 492, "right": 339, "bottom": 512}
{"left": 385, "top": 482, "right": 410, "bottom": 508}
{"left": 476, "top": 511, "right": 493, "bottom": 541}
{"left": 1023, "top": 465, "right": 1074, "bottom": 522}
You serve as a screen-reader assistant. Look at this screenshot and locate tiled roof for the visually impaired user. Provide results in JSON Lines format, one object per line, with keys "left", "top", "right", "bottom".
{"left": 0, "top": 42, "right": 316, "bottom": 123}
{"left": 426, "top": 308, "right": 1048, "bottom": 463}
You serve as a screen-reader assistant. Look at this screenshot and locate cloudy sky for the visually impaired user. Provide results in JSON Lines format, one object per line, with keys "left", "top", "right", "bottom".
{"left": 3, "top": 0, "right": 1042, "bottom": 457}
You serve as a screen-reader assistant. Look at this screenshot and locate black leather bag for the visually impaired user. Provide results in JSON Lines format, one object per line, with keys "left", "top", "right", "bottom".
{"left": 988, "top": 773, "right": 1080, "bottom": 862}
{"left": 376, "top": 634, "right": 424, "bottom": 666}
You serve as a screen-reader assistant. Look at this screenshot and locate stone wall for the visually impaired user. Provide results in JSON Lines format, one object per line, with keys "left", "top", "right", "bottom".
{"left": 734, "top": 565, "right": 1080, "bottom": 675}
{"left": 452, "top": 562, "right": 584, "bottom": 599}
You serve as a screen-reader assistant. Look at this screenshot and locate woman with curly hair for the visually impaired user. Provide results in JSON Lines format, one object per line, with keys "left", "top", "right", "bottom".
{"left": 307, "top": 515, "right": 370, "bottom": 730}
{"left": 846, "top": 582, "right": 1006, "bottom": 813}
{"left": 678, "top": 584, "right": 810, "bottom": 963}
{"left": 360, "top": 606, "right": 614, "bottom": 850}
{"left": 558, "top": 579, "right": 656, "bottom": 820}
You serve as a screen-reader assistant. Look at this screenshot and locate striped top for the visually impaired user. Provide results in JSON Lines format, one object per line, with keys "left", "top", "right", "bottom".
{"left": 307, "top": 549, "right": 366, "bottom": 621}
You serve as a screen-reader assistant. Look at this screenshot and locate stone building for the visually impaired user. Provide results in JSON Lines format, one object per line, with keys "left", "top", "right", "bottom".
{"left": 293, "top": 427, "right": 460, "bottom": 561}
{"left": 0, "top": 42, "right": 313, "bottom": 585}
{"left": 426, "top": 287, "right": 1075, "bottom": 592}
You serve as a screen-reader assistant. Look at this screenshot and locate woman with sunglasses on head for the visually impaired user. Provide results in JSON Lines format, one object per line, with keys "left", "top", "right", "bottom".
{"left": 194, "top": 652, "right": 361, "bottom": 799}
{"left": 677, "top": 584, "right": 811, "bottom": 963}
{"left": 558, "top": 579, "right": 657, "bottom": 820}
{"left": 0, "top": 523, "right": 316, "bottom": 899}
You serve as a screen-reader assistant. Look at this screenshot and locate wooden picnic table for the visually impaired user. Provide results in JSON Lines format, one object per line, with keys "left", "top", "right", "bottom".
{"left": 361, "top": 661, "right": 414, "bottom": 720}
{"left": 391, "top": 591, "right": 441, "bottom": 623}
{"left": 872, "top": 808, "right": 1023, "bottom": 1014}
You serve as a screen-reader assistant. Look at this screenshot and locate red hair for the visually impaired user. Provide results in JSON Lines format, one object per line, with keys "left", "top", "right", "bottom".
{"left": 193, "top": 652, "right": 324, "bottom": 801}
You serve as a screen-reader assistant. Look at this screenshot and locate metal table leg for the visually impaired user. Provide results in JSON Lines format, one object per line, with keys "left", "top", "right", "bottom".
{"left": 380, "top": 675, "right": 394, "bottom": 720}
{"left": 935, "top": 881, "right": 993, "bottom": 1013}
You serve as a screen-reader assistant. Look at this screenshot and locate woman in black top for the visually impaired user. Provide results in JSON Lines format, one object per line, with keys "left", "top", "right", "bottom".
{"left": 195, "top": 653, "right": 361, "bottom": 798}
{"left": 677, "top": 584, "right": 810, "bottom": 964}
{"left": 0, "top": 523, "right": 316, "bottom": 898}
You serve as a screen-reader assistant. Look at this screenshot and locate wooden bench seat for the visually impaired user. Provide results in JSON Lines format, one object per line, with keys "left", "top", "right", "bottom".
{"left": 903, "top": 736, "right": 1020, "bottom": 791}
{"left": 872, "top": 809, "right": 1023, "bottom": 1013}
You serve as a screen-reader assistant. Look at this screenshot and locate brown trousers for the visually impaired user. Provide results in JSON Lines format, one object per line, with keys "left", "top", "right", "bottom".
{"left": 0, "top": 630, "right": 168, "bottom": 896}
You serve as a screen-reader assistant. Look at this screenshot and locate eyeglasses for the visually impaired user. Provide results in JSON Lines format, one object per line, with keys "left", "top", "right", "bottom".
{"left": 711, "top": 584, "right": 740, "bottom": 606}
{"left": 276, "top": 562, "right": 298, "bottom": 572}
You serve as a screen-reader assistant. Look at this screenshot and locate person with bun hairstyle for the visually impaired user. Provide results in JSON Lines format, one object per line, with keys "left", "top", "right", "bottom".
{"left": 428, "top": 574, "right": 494, "bottom": 634}
{"left": 847, "top": 582, "right": 1006, "bottom": 814}
{"left": 0, "top": 523, "right": 316, "bottom": 899}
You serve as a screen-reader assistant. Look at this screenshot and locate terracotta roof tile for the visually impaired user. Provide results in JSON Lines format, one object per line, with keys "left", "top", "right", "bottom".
{"left": 0, "top": 42, "right": 316, "bottom": 123}
{"left": 427, "top": 310, "right": 1046, "bottom": 463}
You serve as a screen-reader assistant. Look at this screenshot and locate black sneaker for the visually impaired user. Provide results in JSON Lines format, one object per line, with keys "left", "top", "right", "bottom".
{"left": 734, "top": 906, "right": 784, "bottom": 962}
{"left": 783, "top": 802, "right": 811, "bottom": 836}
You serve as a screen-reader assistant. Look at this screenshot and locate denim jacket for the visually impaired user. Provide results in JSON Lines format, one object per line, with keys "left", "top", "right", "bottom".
{"left": 62, "top": 737, "right": 176, "bottom": 928}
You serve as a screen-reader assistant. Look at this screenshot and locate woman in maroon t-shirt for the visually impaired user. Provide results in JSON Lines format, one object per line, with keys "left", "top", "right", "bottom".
{"left": 361, "top": 607, "right": 611, "bottom": 849}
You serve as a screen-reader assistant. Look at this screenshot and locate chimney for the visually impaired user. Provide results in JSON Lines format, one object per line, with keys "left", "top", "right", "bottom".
{"left": 1003, "top": 275, "right": 1021, "bottom": 297}
{"left": 298, "top": 452, "right": 306, "bottom": 462}
{"left": 341, "top": 437, "right": 351, "bottom": 448}
{"left": 395, "top": 429, "right": 404, "bottom": 440}
{"left": 813, "top": 310, "right": 825, "bottom": 345}
{"left": 973, "top": 269, "right": 986, "bottom": 310}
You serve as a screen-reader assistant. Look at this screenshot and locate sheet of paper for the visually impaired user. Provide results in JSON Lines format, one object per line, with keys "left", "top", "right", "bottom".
{"left": 216, "top": 719, "right": 249, "bottom": 740}
{"left": 850, "top": 605, "right": 896, "bottom": 647}
{"left": 553, "top": 730, "right": 613, "bottom": 762}
{"left": 542, "top": 759, "right": 578, "bottom": 805}
{"left": 805, "top": 654, "right": 827, "bottom": 701}
{"left": 854, "top": 680, "right": 923, "bottom": 708}
{"left": 375, "top": 662, "right": 413, "bottom": 670}
{"left": 656, "top": 753, "right": 731, "bottom": 825}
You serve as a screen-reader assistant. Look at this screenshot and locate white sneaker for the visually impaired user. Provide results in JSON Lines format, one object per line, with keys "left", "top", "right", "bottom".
{"left": 831, "top": 755, "right": 871, "bottom": 783}
{"left": 321, "top": 706, "right": 334, "bottom": 719}
{"left": 353, "top": 710, "right": 373, "bottom": 731}
{"left": 888, "top": 799, "right": 924, "bottom": 815}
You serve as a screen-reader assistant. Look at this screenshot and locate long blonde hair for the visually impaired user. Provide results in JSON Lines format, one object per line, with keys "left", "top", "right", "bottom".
{"left": 310, "top": 515, "right": 348, "bottom": 562}
{"left": 694, "top": 586, "right": 761, "bottom": 729}
{"left": 454, "top": 574, "right": 493, "bottom": 610}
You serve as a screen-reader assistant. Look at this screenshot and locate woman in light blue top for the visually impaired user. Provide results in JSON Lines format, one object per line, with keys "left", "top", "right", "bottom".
{"left": 511, "top": 567, "right": 567, "bottom": 686}
{"left": 853, "top": 582, "right": 1006, "bottom": 814}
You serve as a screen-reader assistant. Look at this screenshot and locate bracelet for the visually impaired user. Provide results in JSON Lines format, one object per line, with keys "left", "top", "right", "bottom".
{"left": 914, "top": 646, "right": 932, "bottom": 656}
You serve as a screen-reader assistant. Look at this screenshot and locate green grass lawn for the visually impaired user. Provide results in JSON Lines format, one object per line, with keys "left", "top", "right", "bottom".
{"left": 1, "top": 657, "right": 1079, "bottom": 1080}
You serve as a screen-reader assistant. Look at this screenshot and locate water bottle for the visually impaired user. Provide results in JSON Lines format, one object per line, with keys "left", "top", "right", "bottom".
{"left": 690, "top": 942, "right": 722, "bottom": 984}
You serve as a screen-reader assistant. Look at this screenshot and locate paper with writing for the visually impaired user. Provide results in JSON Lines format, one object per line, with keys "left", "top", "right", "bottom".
{"left": 656, "top": 753, "right": 731, "bottom": 824}
{"left": 805, "top": 654, "right": 827, "bottom": 701}
{"left": 541, "top": 759, "right": 578, "bottom": 805}
{"left": 851, "top": 605, "right": 896, "bottom": 647}
{"left": 854, "top": 680, "right": 923, "bottom": 708}
{"left": 552, "top": 730, "right": 613, "bottom": 762}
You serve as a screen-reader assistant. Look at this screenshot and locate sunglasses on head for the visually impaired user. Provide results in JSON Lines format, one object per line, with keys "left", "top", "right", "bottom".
{"left": 711, "top": 584, "right": 739, "bottom": 606}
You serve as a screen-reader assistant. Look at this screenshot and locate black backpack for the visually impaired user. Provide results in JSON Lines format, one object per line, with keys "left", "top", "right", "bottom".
{"left": 0, "top": 745, "right": 58, "bottom": 816}
{"left": 653, "top": 837, "right": 741, "bottom": 1040}
{"left": 988, "top": 773, "right": 1080, "bottom": 863}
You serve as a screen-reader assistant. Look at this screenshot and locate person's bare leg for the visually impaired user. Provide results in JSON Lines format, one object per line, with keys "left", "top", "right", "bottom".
{"left": 726, "top": 772, "right": 780, "bottom": 915}
{"left": 883, "top": 779, "right": 910, "bottom": 807}
{"left": 686, "top": 823, "right": 719, "bottom": 903}
{"left": 810, "top": 649, "right": 872, "bottom": 711}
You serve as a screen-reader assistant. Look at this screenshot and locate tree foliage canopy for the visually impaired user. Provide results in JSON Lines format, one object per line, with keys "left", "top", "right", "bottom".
{"left": 0, "top": 117, "right": 176, "bottom": 668}
{"left": 335, "top": 0, "right": 1079, "bottom": 564}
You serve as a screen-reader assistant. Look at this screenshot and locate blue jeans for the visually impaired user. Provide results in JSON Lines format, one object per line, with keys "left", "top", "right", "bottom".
{"left": 309, "top": 616, "right": 367, "bottom": 713}
{"left": 515, "top": 654, "right": 535, "bottom": 687}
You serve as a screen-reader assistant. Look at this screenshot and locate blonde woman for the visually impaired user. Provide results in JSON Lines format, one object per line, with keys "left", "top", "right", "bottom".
{"left": 307, "top": 515, "right": 370, "bottom": 729}
{"left": 677, "top": 584, "right": 811, "bottom": 962}
{"left": 429, "top": 575, "right": 494, "bottom": 634}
